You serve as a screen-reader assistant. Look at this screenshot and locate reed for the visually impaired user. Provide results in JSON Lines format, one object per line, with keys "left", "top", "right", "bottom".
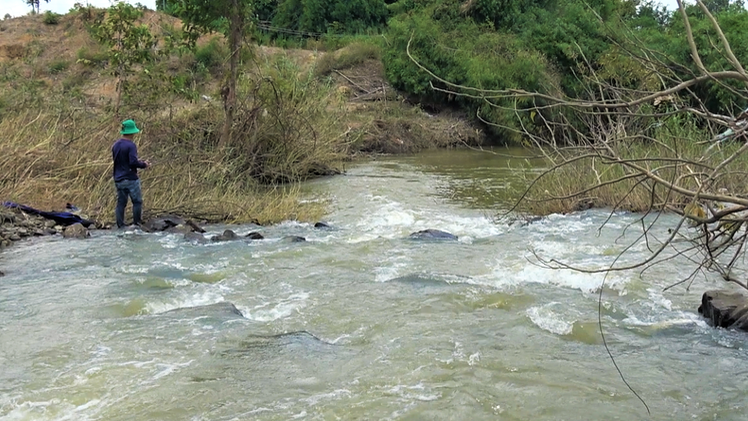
{"left": 520, "top": 121, "right": 748, "bottom": 216}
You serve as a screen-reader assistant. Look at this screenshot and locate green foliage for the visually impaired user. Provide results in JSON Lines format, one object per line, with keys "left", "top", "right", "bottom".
{"left": 194, "top": 38, "right": 227, "bottom": 71}
{"left": 382, "top": 9, "right": 558, "bottom": 141}
{"left": 271, "top": 0, "right": 388, "bottom": 36}
{"left": 170, "top": 0, "right": 252, "bottom": 44}
{"left": 48, "top": 60, "right": 69, "bottom": 74}
{"left": 88, "top": 3, "right": 157, "bottom": 74}
{"left": 42, "top": 10, "right": 60, "bottom": 25}
{"left": 76, "top": 47, "right": 108, "bottom": 67}
{"left": 26, "top": 0, "right": 50, "bottom": 14}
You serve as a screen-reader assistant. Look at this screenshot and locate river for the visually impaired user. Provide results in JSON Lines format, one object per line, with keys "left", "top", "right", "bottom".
{"left": 1, "top": 149, "right": 747, "bottom": 421}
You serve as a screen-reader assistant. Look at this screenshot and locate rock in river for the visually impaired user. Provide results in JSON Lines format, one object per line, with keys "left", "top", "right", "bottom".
{"left": 144, "top": 215, "right": 185, "bottom": 232}
{"left": 62, "top": 223, "right": 90, "bottom": 239}
{"left": 698, "top": 290, "right": 748, "bottom": 330}
{"left": 184, "top": 232, "right": 208, "bottom": 244}
{"left": 211, "top": 229, "right": 239, "bottom": 242}
{"left": 245, "top": 232, "right": 264, "bottom": 240}
{"left": 408, "top": 229, "right": 458, "bottom": 241}
{"left": 165, "top": 302, "right": 244, "bottom": 319}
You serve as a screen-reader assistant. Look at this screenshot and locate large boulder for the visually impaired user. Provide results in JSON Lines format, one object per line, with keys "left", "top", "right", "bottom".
{"left": 62, "top": 223, "right": 90, "bottom": 239}
{"left": 698, "top": 290, "right": 748, "bottom": 330}
{"left": 408, "top": 229, "right": 458, "bottom": 241}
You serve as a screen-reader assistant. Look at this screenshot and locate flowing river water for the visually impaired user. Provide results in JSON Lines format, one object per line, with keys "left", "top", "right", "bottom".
{"left": 2, "top": 149, "right": 748, "bottom": 421}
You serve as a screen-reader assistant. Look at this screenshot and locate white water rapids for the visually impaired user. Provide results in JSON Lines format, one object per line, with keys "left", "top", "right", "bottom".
{"left": 1, "top": 149, "right": 747, "bottom": 420}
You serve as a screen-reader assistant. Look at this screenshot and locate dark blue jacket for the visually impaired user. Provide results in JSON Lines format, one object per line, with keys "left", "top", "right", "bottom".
{"left": 112, "top": 138, "right": 147, "bottom": 182}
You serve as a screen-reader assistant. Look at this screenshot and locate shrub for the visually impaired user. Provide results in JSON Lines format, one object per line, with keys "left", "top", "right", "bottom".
{"left": 3, "top": 13, "right": 11, "bottom": 20}
{"left": 314, "top": 41, "right": 380, "bottom": 76}
{"left": 194, "top": 38, "right": 226, "bottom": 72}
{"left": 42, "top": 11, "right": 61, "bottom": 25}
{"left": 48, "top": 60, "right": 69, "bottom": 74}
{"left": 76, "top": 46, "right": 108, "bottom": 66}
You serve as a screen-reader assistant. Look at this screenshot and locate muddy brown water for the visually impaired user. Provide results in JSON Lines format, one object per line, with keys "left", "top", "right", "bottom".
{"left": 1, "top": 149, "right": 747, "bottom": 420}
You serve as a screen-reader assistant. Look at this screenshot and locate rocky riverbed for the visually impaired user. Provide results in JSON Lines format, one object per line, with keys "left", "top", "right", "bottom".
{"left": 0, "top": 206, "right": 64, "bottom": 248}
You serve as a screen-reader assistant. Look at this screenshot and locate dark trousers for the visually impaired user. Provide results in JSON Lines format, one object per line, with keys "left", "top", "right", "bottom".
{"left": 115, "top": 179, "right": 143, "bottom": 228}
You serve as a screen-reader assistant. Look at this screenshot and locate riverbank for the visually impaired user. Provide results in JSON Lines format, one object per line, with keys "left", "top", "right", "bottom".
{"left": 0, "top": 10, "right": 486, "bottom": 233}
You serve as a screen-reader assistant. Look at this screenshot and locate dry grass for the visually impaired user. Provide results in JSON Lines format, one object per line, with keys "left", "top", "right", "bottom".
{"left": 314, "top": 42, "right": 381, "bottom": 77}
{"left": 520, "top": 132, "right": 748, "bottom": 216}
{"left": 0, "top": 9, "right": 487, "bottom": 225}
{"left": 0, "top": 108, "right": 327, "bottom": 224}
{"left": 343, "top": 101, "right": 485, "bottom": 154}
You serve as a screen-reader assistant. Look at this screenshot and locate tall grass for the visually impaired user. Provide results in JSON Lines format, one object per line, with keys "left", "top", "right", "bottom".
{"left": 520, "top": 118, "right": 748, "bottom": 215}
{"left": 0, "top": 108, "right": 327, "bottom": 224}
{"left": 0, "top": 54, "right": 349, "bottom": 224}
{"left": 314, "top": 41, "right": 381, "bottom": 77}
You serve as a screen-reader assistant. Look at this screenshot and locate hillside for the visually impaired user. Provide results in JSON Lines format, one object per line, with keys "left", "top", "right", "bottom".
{"left": 0, "top": 7, "right": 484, "bottom": 223}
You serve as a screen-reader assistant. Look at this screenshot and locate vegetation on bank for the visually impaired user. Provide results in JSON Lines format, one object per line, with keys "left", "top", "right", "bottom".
{"left": 0, "top": 4, "right": 479, "bottom": 224}
{"left": 6, "top": 0, "right": 748, "bottom": 221}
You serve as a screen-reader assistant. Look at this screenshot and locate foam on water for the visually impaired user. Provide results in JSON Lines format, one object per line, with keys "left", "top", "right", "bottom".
{"left": 145, "top": 290, "right": 227, "bottom": 315}
{"left": 241, "top": 292, "right": 310, "bottom": 322}
{"left": 351, "top": 194, "right": 503, "bottom": 242}
{"left": 526, "top": 303, "right": 575, "bottom": 335}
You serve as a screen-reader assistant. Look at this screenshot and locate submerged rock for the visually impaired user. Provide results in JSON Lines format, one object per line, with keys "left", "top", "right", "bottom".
{"left": 164, "top": 301, "right": 244, "bottom": 318}
{"left": 698, "top": 290, "right": 748, "bottom": 330}
{"left": 211, "top": 229, "right": 239, "bottom": 242}
{"left": 314, "top": 222, "right": 331, "bottom": 229}
{"left": 245, "top": 232, "right": 264, "bottom": 240}
{"left": 184, "top": 232, "right": 208, "bottom": 244}
{"left": 282, "top": 235, "right": 306, "bottom": 243}
{"left": 165, "top": 224, "right": 193, "bottom": 235}
{"left": 62, "top": 223, "right": 90, "bottom": 239}
{"left": 408, "top": 229, "right": 458, "bottom": 241}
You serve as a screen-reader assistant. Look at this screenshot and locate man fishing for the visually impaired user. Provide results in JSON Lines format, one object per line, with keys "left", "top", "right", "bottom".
{"left": 112, "top": 119, "right": 150, "bottom": 229}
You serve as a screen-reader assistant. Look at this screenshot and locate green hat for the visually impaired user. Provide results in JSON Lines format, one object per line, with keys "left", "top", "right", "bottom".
{"left": 120, "top": 119, "right": 140, "bottom": 135}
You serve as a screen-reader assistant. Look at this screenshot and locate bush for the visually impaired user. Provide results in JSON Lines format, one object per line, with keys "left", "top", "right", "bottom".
{"left": 194, "top": 38, "right": 226, "bottom": 72}
{"left": 3, "top": 13, "right": 11, "bottom": 20}
{"left": 76, "top": 47, "right": 108, "bottom": 66}
{"left": 48, "top": 60, "right": 69, "bottom": 74}
{"left": 42, "top": 11, "right": 61, "bottom": 25}
{"left": 314, "top": 41, "right": 380, "bottom": 76}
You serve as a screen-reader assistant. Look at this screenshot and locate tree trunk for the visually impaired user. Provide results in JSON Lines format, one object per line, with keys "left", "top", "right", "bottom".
{"left": 220, "top": 0, "right": 242, "bottom": 147}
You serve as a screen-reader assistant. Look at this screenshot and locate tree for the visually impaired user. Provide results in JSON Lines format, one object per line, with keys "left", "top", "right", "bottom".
{"left": 26, "top": 0, "right": 50, "bottom": 14}
{"left": 172, "top": 0, "right": 253, "bottom": 146}
{"left": 89, "top": 3, "right": 157, "bottom": 119}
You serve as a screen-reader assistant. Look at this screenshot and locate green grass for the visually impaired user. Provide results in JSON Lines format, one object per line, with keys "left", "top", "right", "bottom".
{"left": 48, "top": 60, "right": 69, "bottom": 74}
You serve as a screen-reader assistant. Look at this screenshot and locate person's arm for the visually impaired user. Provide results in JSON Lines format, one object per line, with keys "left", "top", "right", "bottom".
{"left": 128, "top": 143, "right": 148, "bottom": 169}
